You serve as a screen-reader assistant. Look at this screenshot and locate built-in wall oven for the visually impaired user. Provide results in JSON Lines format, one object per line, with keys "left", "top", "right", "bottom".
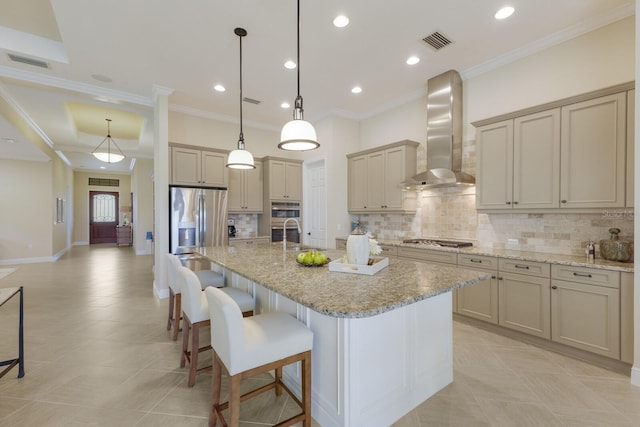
{"left": 270, "top": 201, "right": 301, "bottom": 243}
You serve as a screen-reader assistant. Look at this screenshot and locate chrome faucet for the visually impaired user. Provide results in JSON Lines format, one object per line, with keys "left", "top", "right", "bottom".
{"left": 282, "top": 218, "right": 302, "bottom": 251}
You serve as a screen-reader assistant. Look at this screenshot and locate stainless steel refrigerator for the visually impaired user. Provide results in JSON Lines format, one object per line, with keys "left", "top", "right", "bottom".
{"left": 169, "top": 185, "right": 228, "bottom": 255}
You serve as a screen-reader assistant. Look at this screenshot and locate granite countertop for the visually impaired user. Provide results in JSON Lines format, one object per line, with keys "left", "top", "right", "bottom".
{"left": 337, "top": 237, "right": 634, "bottom": 273}
{"left": 196, "top": 244, "right": 490, "bottom": 319}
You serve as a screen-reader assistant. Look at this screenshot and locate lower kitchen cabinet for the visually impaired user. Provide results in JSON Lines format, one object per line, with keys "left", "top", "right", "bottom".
{"left": 498, "top": 272, "right": 551, "bottom": 339}
{"left": 550, "top": 265, "right": 620, "bottom": 359}
{"left": 621, "top": 272, "right": 634, "bottom": 363}
{"left": 456, "top": 254, "right": 499, "bottom": 324}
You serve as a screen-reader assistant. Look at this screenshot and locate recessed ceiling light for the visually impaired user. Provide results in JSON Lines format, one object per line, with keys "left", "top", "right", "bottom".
{"left": 281, "top": 102, "right": 290, "bottom": 109}
{"left": 351, "top": 86, "right": 362, "bottom": 94}
{"left": 100, "top": 166, "right": 106, "bottom": 169}
{"left": 284, "top": 60, "right": 297, "bottom": 69}
{"left": 333, "top": 15, "right": 349, "bottom": 28}
{"left": 406, "top": 56, "right": 420, "bottom": 65}
{"left": 213, "top": 84, "right": 226, "bottom": 92}
{"left": 495, "top": 6, "right": 514, "bottom": 20}
{"left": 1, "top": 137, "right": 15, "bottom": 143}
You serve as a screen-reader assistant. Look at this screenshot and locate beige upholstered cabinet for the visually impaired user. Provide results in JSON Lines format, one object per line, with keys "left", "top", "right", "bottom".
{"left": 347, "top": 141, "right": 419, "bottom": 214}
{"left": 620, "top": 272, "right": 634, "bottom": 363}
{"left": 560, "top": 93, "right": 626, "bottom": 208}
{"left": 456, "top": 254, "right": 499, "bottom": 324}
{"left": 264, "top": 158, "right": 302, "bottom": 200}
{"left": 228, "top": 160, "right": 263, "bottom": 213}
{"left": 550, "top": 264, "right": 620, "bottom": 359}
{"left": 498, "top": 259, "right": 551, "bottom": 339}
{"left": 171, "top": 146, "right": 228, "bottom": 187}
{"left": 476, "top": 110, "right": 561, "bottom": 210}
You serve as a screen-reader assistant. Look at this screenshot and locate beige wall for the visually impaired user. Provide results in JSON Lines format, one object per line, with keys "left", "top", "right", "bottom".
{"left": 0, "top": 159, "right": 53, "bottom": 261}
{"left": 355, "top": 16, "right": 635, "bottom": 257}
{"left": 131, "top": 158, "right": 154, "bottom": 254}
{"left": 72, "top": 172, "right": 131, "bottom": 245}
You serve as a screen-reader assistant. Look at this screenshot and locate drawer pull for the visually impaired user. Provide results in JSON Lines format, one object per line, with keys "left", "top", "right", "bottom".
{"left": 573, "top": 272, "right": 592, "bottom": 278}
{"left": 551, "top": 285, "right": 558, "bottom": 290}
{"left": 491, "top": 275, "right": 497, "bottom": 279}
{"left": 469, "top": 259, "right": 483, "bottom": 263}
{"left": 515, "top": 264, "right": 530, "bottom": 269}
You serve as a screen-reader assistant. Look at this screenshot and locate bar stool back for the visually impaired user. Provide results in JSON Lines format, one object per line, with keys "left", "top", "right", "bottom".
{"left": 205, "top": 286, "right": 313, "bottom": 426}
{"left": 179, "top": 267, "right": 254, "bottom": 387}
{"left": 166, "top": 253, "right": 183, "bottom": 341}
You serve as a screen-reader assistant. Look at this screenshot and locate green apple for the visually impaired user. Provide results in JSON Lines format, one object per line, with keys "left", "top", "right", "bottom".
{"left": 297, "top": 252, "right": 306, "bottom": 263}
{"left": 313, "top": 251, "right": 327, "bottom": 265}
{"left": 303, "top": 251, "right": 314, "bottom": 265}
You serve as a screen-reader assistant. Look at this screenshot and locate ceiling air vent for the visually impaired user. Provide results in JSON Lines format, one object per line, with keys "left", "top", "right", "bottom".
{"left": 8, "top": 53, "right": 49, "bottom": 69}
{"left": 422, "top": 32, "right": 453, "bottom": 50}
{"left": 243, "top": 97, "right": 261, "bottom": 105}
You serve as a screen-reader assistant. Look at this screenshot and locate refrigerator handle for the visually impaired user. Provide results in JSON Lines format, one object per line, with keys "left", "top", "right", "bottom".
{"left": 198, "top": 193, "right": 204, "bottom": 246}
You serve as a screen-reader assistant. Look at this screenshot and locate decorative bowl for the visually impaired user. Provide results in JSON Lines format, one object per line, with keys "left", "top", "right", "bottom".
{"left": 599, "top": 228, "right": 633, "bottom": 263}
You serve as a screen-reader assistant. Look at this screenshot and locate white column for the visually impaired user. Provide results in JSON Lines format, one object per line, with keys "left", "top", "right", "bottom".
{"left": 152, "top": 84, "right": 174, "bottom": 298}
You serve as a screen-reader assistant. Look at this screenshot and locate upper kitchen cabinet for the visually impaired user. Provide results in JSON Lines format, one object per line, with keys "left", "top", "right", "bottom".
{"left": 476, "top": 110, "right": 560, "bottom": 210}
{"left": 347, "top": 140, "right": 419, "bottom": 214}
{"left": 473, "top": 83, "right": 634, "bottom": 211}
{"left": 228, "top": 160, "right": 263, "bottom": 213}
{"left": 170, "top": 145, "right": 228, "bottom": 187}
{"left": 560, "top": 93, "right": 626, "bottom": 209}
{"left": 626, "top": 90, "right": 634, "bottom": 208}
{"left": 263, "top": 157, "right": 302, "bottom": 200}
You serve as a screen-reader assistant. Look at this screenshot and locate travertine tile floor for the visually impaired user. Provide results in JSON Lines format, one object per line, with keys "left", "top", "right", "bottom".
{"left": 0, "top": 245, "right": 639, "bottom": 426}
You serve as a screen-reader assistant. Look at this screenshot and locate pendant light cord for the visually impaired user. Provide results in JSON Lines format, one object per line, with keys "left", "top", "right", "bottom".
{"left": 238, "top": 31, "right": 244, "bottom": 148}
{"left": 296, "top": 0, "right": 300, "bottom": 98}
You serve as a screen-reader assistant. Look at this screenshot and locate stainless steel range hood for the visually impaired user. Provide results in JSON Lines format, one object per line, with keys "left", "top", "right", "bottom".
{"left": 401, "top": 70, "right": 475, "bottom": 190}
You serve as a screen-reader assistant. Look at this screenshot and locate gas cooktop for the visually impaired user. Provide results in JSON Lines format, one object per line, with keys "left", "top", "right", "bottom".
{"left": 402, "top": 238, "right": 473, "bottom": 248}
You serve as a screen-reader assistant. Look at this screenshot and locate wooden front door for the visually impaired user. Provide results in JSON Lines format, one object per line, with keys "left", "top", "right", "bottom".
{"left": 89, "top": 191, "right": 119, "bottom": 244}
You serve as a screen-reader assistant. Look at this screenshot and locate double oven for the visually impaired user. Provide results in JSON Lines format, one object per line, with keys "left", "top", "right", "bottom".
{"left": 270, "top": 201, "right": 301, "bottom": 243}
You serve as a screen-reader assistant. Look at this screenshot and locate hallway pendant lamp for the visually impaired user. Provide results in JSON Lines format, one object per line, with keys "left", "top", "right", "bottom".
{"left": 92, "top": 118, "right": 124, "bottom": 163}
{"left": 279, "top": 0, "right": 319, "bottom": 151}
{"left": 226, "top": 27, "right": 256, "bottom": 170}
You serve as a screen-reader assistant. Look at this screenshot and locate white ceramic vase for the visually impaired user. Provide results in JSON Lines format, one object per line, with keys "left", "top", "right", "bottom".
{"left": 346, "top": 232, "right": 369, "bottom": 265}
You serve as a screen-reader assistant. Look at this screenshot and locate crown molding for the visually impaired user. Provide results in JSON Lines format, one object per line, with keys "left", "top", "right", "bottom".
{"left": 169, "top": 104, "right": 280, "bottom": 132}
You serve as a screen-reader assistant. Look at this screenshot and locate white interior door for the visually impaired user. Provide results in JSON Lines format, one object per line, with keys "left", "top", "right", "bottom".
{"left": 304, "top": 160, "right": 327, "bottom": 249}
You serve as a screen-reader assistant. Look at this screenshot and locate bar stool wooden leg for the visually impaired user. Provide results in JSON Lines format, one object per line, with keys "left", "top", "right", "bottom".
{"left": 180, "top": 315, "right": 189, "bottom": 369}
{"left": 229, "top": 374, "right": 241, "bottom": 426}
{"left": 167, "top": 288, "right": 175, "bottom": 330}
{"left": 210, "top": 354, "right": 222, "bottom": 427}
{"left": 303, "top": 351, "right": 311, "bottom": 426}
{"left": 172, "top": 294, "right": 182, "bottom": 341}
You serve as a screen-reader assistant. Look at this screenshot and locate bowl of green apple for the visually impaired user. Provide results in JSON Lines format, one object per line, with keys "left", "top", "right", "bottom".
{"left": 296, "top": 249, "right": 330, "bottom": 267}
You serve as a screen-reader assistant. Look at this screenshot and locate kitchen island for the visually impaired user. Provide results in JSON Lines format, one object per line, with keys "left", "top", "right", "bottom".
{"left": 197, "top": 243, "right": 490, "bottom": 427}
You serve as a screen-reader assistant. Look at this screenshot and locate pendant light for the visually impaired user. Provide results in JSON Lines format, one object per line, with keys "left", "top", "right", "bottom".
{"left": 92, "top": 118, "right": 125, "bottom": 163}
{"left": 226, "top": 27, "right": 256, "bottom": 169}
{"left": 279, "top": 0, "right": 319, "bottom": 151}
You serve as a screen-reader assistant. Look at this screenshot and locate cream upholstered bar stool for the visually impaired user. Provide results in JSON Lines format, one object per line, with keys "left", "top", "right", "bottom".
{"left": 205, "top": 286, "right": 313, "bottom": 427}
{"left": 166, "top": 253, "right": 184, "bottom": 341}
{"left": 178, "top": 266, "right": 254, "bottom": 387}
{"left": 166, "top": 254, "right": 227, "bottom": 341}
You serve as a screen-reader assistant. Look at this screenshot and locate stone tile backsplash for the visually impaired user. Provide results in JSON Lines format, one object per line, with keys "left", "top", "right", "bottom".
{"left": 228, "top": 213, "right": 260, "bottom": 238}
{"left": 355, "top": 185, "right": 634, "bottom": 257}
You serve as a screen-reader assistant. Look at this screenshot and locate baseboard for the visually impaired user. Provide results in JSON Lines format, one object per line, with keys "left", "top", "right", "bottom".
{"left": 453, "top": 313, "right": 633, "bottom": 376}
{"left": 154, "top": 280, "right": 169, "bottom": 299}
{"left": 631, "top": 366, "right": 640, "bottom": 387}
{"left": 73, "top": 241, "right": 89, "bottom": 246}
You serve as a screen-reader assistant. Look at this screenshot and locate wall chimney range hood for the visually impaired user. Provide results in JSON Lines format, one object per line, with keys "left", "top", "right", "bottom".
{"left": 401, "top": 70, "right": 475, "bottom": 190}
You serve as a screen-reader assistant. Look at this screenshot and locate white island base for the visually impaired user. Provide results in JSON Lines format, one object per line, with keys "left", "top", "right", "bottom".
{"left": 231, "top": 273, "right": 454, "bottom": 427}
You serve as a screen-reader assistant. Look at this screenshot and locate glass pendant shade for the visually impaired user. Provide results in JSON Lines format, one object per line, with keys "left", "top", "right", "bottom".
{"left": 93, "top": 150, "right": 124, "bottom": 163}
{"left": 226, "top": 146, "right": 255, "bottom": 169}
{"left": 92, "top": 119, "right": 125, "bottom": 163}
{"left": 279, "top": 118, "right": 319, "bottom": 151}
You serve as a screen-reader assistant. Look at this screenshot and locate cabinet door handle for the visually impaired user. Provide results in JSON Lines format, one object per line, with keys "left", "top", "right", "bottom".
{"left": 513, "top": 201, "right": 519, "bottom": 205}
{"left": 497, "top": 276, "right": 503, "bottom": 280}
{"left": 515, "top": 264, "right": 530, "bottom": 269}
{"left": 561, "top": 200, "right": 567, "bottom": 204}
{"left": 573, "top": 272, "right": 593, "bottom": 278}
{"left": 552, "top": 285, "right": 558, "bottom": 289}
{"left": 491, "top": 275, "right": 497, "bottom": 279}
{"left": 506, "top": 201, "right": 511, "bottom": 205}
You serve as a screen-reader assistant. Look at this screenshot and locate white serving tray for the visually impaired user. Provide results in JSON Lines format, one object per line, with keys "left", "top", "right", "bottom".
{"left": 328, "top": 256, "right": 389, "bottom": 275}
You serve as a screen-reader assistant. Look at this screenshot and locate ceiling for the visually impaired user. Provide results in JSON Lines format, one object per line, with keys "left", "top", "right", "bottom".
{"left": 0, "top": 0, "right": 635, "bottom": 173}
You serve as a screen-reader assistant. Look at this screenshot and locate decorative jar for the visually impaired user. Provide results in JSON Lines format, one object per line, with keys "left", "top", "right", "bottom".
{"left": 346, "top": 227, "right": 370, "bottom": 265}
